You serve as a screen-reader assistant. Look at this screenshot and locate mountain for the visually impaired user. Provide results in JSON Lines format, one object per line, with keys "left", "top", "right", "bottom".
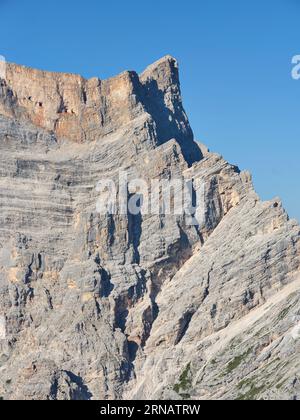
{"left": 0, "top": 56, "right": 299, "bottom": 400}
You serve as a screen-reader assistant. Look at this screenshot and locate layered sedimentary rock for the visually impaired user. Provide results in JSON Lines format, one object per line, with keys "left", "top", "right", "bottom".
{"left": 0, "top": 56, "right": 299, "bottom": 400}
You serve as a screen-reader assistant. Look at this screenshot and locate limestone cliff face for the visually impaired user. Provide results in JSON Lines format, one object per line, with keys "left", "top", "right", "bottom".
{"left": 0, "top": 57, "right": 299, "bottom": 400}
{"left": 0, "top": 56, "right": 199, "bottom": 164}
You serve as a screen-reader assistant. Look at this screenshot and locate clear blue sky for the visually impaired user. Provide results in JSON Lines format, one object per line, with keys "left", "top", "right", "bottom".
{"left": 0, "top": 0, "right": 299, "bottom": 220}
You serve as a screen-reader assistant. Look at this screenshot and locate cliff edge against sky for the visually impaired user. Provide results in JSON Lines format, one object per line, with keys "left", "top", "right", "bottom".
{"left": 0, "top": 57, "right": 299, "bottom": 400}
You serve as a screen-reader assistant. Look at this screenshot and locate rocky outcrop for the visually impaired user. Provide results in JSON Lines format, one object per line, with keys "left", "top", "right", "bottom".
{"left": 0, "top": 56, "right": 299, "bottom": 400}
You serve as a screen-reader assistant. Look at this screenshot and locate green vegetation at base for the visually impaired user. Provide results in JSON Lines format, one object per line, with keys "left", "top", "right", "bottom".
{"left": 276, "top": 379, "right": 287, "bottom": 390}
{"left": 236, "top": 384, "right": 265, "bottom": 400}
{"left": 226, "top": 347, "right": 253, "bottom": 374}
{"left": 277, "top": 307, "right": 291, "bottom": 321}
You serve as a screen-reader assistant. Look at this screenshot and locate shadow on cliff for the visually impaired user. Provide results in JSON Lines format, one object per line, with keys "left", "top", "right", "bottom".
{"left": 140, "top": 78, "right": 203, "bottom": 167}
{"left": 128, "top": 194, "right": 143, "bottom": 265}
{"left": 50, "top": 371, "right": 93, "bottom": 400}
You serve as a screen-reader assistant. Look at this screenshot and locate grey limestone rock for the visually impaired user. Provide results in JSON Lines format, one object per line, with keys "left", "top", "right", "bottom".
{"left": 0, "top": 56, "right": 299, "bottom": 400}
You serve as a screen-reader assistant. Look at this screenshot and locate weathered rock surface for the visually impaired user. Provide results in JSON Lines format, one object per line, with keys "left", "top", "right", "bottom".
{"left": 0, "top": 56, "right": 299, "bottom": 400}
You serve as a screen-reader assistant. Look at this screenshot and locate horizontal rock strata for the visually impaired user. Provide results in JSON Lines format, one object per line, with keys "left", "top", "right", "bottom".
{"left": 0, "top": 56, "right": 299, "bottom": 400}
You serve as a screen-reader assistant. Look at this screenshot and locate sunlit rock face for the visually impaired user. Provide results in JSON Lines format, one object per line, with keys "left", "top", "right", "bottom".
{"left": 0, "top": 57, "right": 299, "bottom": 400}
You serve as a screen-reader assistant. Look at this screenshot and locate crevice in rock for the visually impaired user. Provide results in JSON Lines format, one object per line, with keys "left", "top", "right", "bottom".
{"left": 49, "top": 371, "right": 93, "bottom": 400}
{"left": 23, "top": 255, "right": 34, "bottom": 284}
{"left": 49, "top": 376, "right": 58, "bottom": 400}
{"left": 81, "top": 87, "right": 87, "bottom": 105}
{"left": 127, "top": 340, "right": 139, "bottom": 363}
{"left": 113, "top": 270, "right": 148, "bottom": 334}
{"left": 107, "top": 214, "right": 116, "bottom": 248}
{"left": 210, "top": 303, "right": 217, "bottom": 319}
{"left": 63, "top": 371, "right": 93, "bottom": 400}
{"left": 127, "top": 194, "right": 143, "bottom": 265}
{"left": 243, "top": 289, "right": 255, "bottom": 306}
{"left": 99, "top": 267, "right": 114, "bottom": 298}
{"left": 114, "top": 294, "right": 130, "bottom": 333}
{"left": 93, "top": 254, "right": 114, "bottom": 298}
{"left": 44, "top": 288, "right": 53, "bottom": 310}
{"left": 203, "top": 264, "right": 214, "bottom": 302}
{"left": 174, "top": 309, "right": 196, "bottom": 345}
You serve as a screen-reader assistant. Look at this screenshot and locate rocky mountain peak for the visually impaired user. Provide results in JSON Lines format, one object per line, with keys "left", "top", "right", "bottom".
{"left": 0, "top": 57, "right": 299, "bottom": 400}
{"left": 0, "top": 56, "right": 200, "bottom": 164}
